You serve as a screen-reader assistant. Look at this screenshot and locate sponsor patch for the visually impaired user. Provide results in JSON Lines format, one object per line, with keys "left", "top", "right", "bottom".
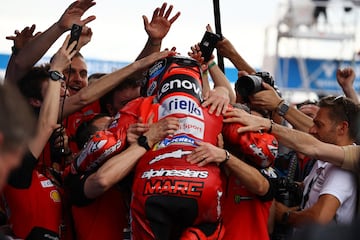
{"left": 147, "top": 59, "right": 167, "bottom": 96}
{"left": 157, "top": 134, "right": 196, "bottom": 149}
{"left": 50, "top": 190, "right": 61, "bottom": 203}
{"left": 142, "top": 168, "right": 208, "bottom": 179}
{"left": 178, "top": 117, "right": 204, "bottom": 139}
{"left": 159, "top": 95, "right": 204, "bottom": 119}
{"left": 157, "top": 75, "right": 203, "bottom": 102}
{"left": 143, "top": 179, "right": 204, "bottom": 197}
{"left": 41, "top": 180, "right": 54, "bottom": 188}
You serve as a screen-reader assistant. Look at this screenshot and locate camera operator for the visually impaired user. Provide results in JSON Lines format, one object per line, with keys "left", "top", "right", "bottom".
{"left": 224, "top": 96, "right": 359, "bottom": 238}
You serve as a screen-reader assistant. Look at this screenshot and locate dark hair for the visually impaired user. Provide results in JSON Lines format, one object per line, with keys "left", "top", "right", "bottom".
{"left": 17, "top": 64, "right": 50, "bottom": 101}
{"left": 296, "top": 99, "right": 318, "bottom": 109}
{"left": 74, "top": 113, "right": 109, "bottom": 149}
{"left": 88, "top": 72, "right": 106, "bottom": 85}
{"left": 318, "top": 95, "right": 360, "bottom": 141}
{"left": 99, "top": 77, "right": 140, "bottom": 115}
{"left": 0, "top": 83, "right": 36, "bottom": 151}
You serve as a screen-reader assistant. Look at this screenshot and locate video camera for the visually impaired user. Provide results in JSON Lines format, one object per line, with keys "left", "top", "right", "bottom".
{"left": 273, "top": 177, "right": 303, "bottom": 208}
{"left": 235, "top": 71, "right": 275, "bottom": 101}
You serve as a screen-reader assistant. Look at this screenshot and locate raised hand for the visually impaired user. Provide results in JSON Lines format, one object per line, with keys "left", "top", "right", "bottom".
{"left": 142, "top": 2, "right": 180, "bottom": 45}
{"left": 77, "top": 26, "right": 93, "bottom": 49}
{"left": 57, "top": 0, "right": 96, "bottom": 32}
{"left": 336, "top": 67, "right": 356, "bottom": 91}
{"left": 50, "top": 34, "right": 78, "bottom": 72}
{"left": 137, "top": 49, "right": 176, "bottom": 69}
{"left": 6, "top": 24, "right": 41, "bottom": 50}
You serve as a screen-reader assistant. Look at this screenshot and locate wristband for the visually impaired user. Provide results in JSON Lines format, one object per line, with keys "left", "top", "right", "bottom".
{"left": 220, "top": 150, "right": 230, "bottom": 166}
{"left": 267, "top": 119, "right": 274, "bottom": 133}
{"left": 11, "top": 45, "right": 19, "bottom": 56}
{"left": 208, "top": 61, "right": 216, "bottom": 70}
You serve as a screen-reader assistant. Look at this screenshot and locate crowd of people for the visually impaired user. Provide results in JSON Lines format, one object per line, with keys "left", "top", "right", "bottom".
{"left": 1, "top": 1, "right": 360, "bottom": 240}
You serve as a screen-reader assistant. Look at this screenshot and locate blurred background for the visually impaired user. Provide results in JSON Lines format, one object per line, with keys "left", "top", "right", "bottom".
{"left": 1, "top": 0, "right": 360, "bottom": 103}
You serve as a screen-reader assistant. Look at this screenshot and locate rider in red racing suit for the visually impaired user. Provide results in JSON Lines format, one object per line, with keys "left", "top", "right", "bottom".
{"left": 74, "top": 55, "right": 277, "bottom": 240}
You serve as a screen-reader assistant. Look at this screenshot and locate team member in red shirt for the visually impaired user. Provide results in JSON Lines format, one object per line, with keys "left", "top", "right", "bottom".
{"left": 3, "top": 35, "right": 76, "bottom": 240}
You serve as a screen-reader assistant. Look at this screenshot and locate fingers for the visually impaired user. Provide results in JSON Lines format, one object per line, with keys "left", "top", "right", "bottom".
{"left": 62, "top": 35, "right": 72, "bottom": 48}
{"left": 164, "top": 4, "right": 172, "bottom": 19}
{"left": 187, "top": 142, "right": 219, "bottom": 167}
{"left": 147, "top": 113, "right": 154, "bottom": 124}
{"left": 142, "top": 15, "right": 149, "bottom": 27}
{"left": 81, "top": 15, "right": 96, "bottom": 25}
{"left": 159, "top": 2, "right": 166, "bottom": 16}
{"left": 236, "top": 125, "right": 261, "bottom": 134}
{"left": 217, "top": 133, "right": 224, "bottom": 148}
{"left": 152, "top": 7, "right": 160, "bottom": 20}
{"left": 203, "top": 97, "right": 226, "bottom": 116}
{"left": 128, "top": 122, "right": 149, "bottom": 138}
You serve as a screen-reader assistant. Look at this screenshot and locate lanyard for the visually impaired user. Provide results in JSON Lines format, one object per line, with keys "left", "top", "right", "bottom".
{"left": 301, "top": 167, "right": 323, "bottom": 209}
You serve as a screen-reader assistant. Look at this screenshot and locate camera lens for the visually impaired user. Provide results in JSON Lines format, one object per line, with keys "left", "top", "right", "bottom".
{"left": 235, "top": 75, "right": 263, "bottom": 97}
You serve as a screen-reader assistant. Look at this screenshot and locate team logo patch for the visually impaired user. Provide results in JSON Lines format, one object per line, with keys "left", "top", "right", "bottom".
{"left": 149, "top": 149, "right": 192, "bottom": 164}
{"left": 50, "top": 190, "right": 61, "bottom": 203}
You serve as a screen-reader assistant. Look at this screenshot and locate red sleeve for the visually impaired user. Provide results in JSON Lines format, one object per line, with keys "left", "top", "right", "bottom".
{"left": 222, "top": 122, "right": 278, "bottom": 168}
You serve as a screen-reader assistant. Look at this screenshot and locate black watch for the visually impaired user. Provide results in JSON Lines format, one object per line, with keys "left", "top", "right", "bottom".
{"left": 49, "top": 70, "right": 65, "bottom": 81}
{"left": 137, "top": 135, "right": 151, "bottom": 150}
{"left": 277, "top": 101, "right": 290, "bottom": 117}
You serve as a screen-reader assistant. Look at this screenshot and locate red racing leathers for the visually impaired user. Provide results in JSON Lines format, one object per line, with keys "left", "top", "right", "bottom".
{"left": 120, "top": 93, "right": 224, "bottom": 240}
{"left": 72, "top": 55, "right": 278, "bottom": 240}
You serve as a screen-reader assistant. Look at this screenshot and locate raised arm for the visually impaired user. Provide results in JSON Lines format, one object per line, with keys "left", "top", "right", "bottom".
{"left": 5, "top": 0, "right": 96, "bottom": 83}
{"left": 223, "top": 108, "right": 346, "bottom": 169}
{"left": 136, "top": 2, "right": 180, "bottom": 60}
{"left": 250, "top": 82, "right": 314, "bottom": 132}
{"left": 336, "top": 67, "right": 359, "bottom": 104}
{"left": 28, "top": 35, "right": 77, "bottom": 158}
{"left": 216, "top": 37, "right": 256, "bottom": 74}
{"left": 61, "top": 50, "right": 175, "bottom": 118}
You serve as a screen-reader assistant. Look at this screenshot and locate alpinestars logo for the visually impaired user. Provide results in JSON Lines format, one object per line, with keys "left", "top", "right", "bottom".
{"left": 149, "top": 149, "right": 192, "bottom": 164}
{"left": 142, "top": 168, "right": 209, "bottom": 179}
{"left": 157, "top": 75, "right": 202, "bottom": 102}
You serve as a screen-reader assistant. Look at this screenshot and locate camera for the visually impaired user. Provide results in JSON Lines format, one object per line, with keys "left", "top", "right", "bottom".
{"left": 199, "top": 31, "right": 221, "bottom": 62}
{"left": 68, "top": 24, "right": 83, "bottom": 50}
{"left": 273, "top": 177, "right": 303, "bottom": 207}
{"left": 235, "top": 71, "right": 275, "bottom": 100}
